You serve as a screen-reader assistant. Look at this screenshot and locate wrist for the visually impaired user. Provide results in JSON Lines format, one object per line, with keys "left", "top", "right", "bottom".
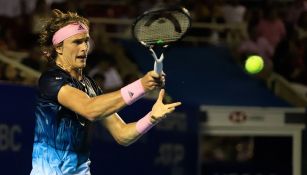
{"left": 136, "top": 112, "right": 158, "bottom": 134}
{"left": 120, "top": 79, "right": 145, "bottom": 105}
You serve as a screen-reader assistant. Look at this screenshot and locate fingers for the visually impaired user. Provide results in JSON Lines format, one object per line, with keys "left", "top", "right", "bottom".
{"left": 166, "top": 102, "right": 182, "bottom": 108}
{"left": 157, "top": 89, "right": 165, "bottom": 102}
{"left": 151, "top": 105, "right": 179, "bottom": 122}
{"left": 164, "top": 102, "right": 181, "bottom": 115}
{"left": 142, "top": 71, "right": 166, "bottom": 90}
{"left": 154, "top": 78, "right": 165, "bottom": 88}
{"left": 149, "top": 71, "right": 166, "bottom": 81}
{"left": 151, "top": 100, "right": 181, "bottom": 119}
{"left": 166, "top": 107, "right": 176, "bottom": 114}
{"left": 149, "top": 71, "right": 160, "bottom": 78}
{"left": 153, "top": 72, "right": 165, "bottom": 88}
{"left": 150, "top": 115, "right": 161, "bottom": 122}
{"left": 161, "top": 75, "right": 166, "bottom": 87}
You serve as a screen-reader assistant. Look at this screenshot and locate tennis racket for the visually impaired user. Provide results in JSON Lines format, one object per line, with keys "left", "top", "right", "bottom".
{"left": 132, "top": 5, "right": 191, "bottom": 75}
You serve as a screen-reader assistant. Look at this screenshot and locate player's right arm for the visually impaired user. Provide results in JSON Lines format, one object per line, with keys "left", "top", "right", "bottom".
{"left": 57, "top": 71, "right": 163, "bottom": 121}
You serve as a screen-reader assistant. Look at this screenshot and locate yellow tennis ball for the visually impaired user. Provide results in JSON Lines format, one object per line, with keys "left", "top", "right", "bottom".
{"left": 244, "top": 55, "right": 264, "bottom": 74}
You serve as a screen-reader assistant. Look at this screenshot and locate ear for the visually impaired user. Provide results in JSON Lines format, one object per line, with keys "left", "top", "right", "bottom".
{"left": 55, "top": 44, "right": 63, "bottom": 55}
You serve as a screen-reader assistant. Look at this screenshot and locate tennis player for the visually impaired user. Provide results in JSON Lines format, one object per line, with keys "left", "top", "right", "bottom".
{"left": 30, "top": 9, "right": 181, "bottom": 175}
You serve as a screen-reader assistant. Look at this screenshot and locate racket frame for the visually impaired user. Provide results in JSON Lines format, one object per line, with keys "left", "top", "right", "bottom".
{"left": 131, "top": 6, "right": 191, "bottom": 75}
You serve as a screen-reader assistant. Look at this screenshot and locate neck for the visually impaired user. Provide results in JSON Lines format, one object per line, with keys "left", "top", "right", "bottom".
{"left": 55, "top": 60, "right": 83, "bottom": 80}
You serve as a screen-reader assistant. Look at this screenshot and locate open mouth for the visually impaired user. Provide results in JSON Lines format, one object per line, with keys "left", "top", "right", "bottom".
{"left": 76, "top": 55, "right": 87, "bottom": 60}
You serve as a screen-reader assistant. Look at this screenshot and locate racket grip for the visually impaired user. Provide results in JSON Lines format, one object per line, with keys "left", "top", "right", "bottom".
{"left": 154, "top": 61, "right": 163, "bottom": 75}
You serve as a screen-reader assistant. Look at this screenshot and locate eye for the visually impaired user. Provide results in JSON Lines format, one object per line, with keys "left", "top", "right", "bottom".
{"left": 74, "top": 38, "right": 90, "bottom": 45}
{"left": 74, "top": 40, "right": 83, "bottom": 45}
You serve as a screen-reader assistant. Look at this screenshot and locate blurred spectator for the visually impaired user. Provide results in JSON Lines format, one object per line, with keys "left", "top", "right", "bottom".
{"left": 236, "top": 21, "right": 274, "bottom": 78}
{"left": 256, "top": 5, "right": 286, "bottom": 50}
{"left": 295, "top": 11, "right": 307, "bottom": 40}
{"left": 12, "top": 16, "right": 33, "bottom": 50}
{"left": 1, "top": 23, "right": 19, "bottom": 51}
{"left": 210, "top": 0, "right": 225, "bottom": 23}
{"left": 202, "top": 136, "right": 254, "bottom": 162}
{"left": 1, "top": 64, "right": 22, "bottom": 83}
{"left": 221, "top": 0, "right": 247, "bottom": 47}
{"left": 284, "top": 0, "right": 307, "bottom": 30}
{"left": 21, "top": 46, "right": 45, "bottom": 71}
{"left": 237, "top": 23, "right": 274, "bottom": 62}
{"left": 0, "top": 0, "right": 34, "bottom": 50}
{"left": 0, "top": 62, "right": 5, "bottom": 80}
{"left": 122, "top": 73, "right": 140, "bottom": 85}
{"left": 273, "top": 27, "right": 307, "bottom": 85}
{"left": 110, "top": 43, "right": 141, "bottom": 80}
{"left": 191, "top": 0, "right": 226, "bottom": 44}
{"left": 209, "top": 0, "right": 226, "bottom": 44}
{"left": 222, "top": 0, "right": 246, "bottom": 24}
{"left": 191, "top": 1, "right": 212, "bottom": 38}
{"left": 89, "top": 58, "right": 123, "bottom": 92}
{"left": 136, "top": 0, "right": 156, "bottom": 14}
{"left": 0, "top": 27, "right": 12, "bottom": 51}
{"left": 65, "top": 0, "right": 84, "bottom": 13}
{"left": 45, "top": 0, "right": 66, "bottom": 3}
{"left": 0, "top": 0, "right": 36, "bottom": 18}
{"left": 30, "top": 0, "right": 51, "bottom": 39}
{"left": 90, "top": 24, "right": 141, "bottom": 82}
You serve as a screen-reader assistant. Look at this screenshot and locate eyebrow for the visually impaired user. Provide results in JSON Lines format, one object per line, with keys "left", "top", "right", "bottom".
{"left": 72, "top": 36, "right": 90, "bottom": 42}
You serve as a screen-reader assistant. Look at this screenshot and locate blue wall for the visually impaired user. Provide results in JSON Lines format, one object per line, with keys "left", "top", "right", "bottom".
{"left": 122, "top": 41, "right": 290, "bottom": 107}
{"left": 0, "top": 83, "right": 36, "bottom": 174}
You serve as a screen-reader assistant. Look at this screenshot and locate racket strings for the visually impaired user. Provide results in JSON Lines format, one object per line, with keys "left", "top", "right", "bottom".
{"left": 134, "top": 11, "right": 190, "bottom": 45}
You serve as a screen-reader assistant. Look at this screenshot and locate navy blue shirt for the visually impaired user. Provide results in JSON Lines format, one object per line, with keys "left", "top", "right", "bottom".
{"left": 33, "top": 65, "right": 102, "bottom": 154}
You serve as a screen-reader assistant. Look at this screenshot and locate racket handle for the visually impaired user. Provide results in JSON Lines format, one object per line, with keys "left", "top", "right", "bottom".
{"left": 154, "top": 61, "right": 163, "bottom": 75}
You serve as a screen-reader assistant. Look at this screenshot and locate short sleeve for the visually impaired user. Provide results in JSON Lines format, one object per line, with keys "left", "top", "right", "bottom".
{"left": 38, "top": 70, "right": 71, "bottom": 101}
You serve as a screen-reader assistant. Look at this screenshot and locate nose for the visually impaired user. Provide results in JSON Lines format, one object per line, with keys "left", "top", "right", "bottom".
{"left": 80, "top": 41, "right": 89, "bottom": 52}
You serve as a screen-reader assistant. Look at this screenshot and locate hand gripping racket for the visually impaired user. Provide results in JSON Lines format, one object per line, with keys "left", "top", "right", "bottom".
{"left": 132, "top": 5, "right": 191, "bottom": 75}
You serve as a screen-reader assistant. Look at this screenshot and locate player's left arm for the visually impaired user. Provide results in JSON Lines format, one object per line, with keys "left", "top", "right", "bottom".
{"left": 101, "top": 89, "right": 181, "bottom": 146}
{"left": 101, "top": 113, "right": 142, "bottom": 146}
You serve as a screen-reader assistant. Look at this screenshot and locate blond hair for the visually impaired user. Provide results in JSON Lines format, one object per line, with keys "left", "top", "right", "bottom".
{"left": 39, "top": 9, "right": 89, "bottom": 62}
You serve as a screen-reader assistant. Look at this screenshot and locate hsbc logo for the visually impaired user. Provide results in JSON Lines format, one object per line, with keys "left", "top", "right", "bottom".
{"left": 229, "top": 111, "right": 247, "bottom": 123}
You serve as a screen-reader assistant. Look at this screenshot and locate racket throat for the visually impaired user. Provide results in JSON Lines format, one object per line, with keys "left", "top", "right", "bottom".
{"left": 149, "top": 48, "right": 164, "bottom": 75}
{"left": 154, "top": 60, "right": 163, "bottom": 75}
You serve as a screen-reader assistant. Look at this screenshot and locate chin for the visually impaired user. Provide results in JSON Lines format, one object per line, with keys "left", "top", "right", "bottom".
{"left": 78, "top": 62, "right": 87, "bottom": 68}
{"left": 79, "top": 64, "right": 86, "bottom": 69}
{"left": 74, "top": 64, "right": 86, "bottom": 70}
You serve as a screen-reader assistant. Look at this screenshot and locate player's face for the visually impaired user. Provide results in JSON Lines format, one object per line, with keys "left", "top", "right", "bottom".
{"left": 61, "top": 32, "right": 90, "bottom": 69}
